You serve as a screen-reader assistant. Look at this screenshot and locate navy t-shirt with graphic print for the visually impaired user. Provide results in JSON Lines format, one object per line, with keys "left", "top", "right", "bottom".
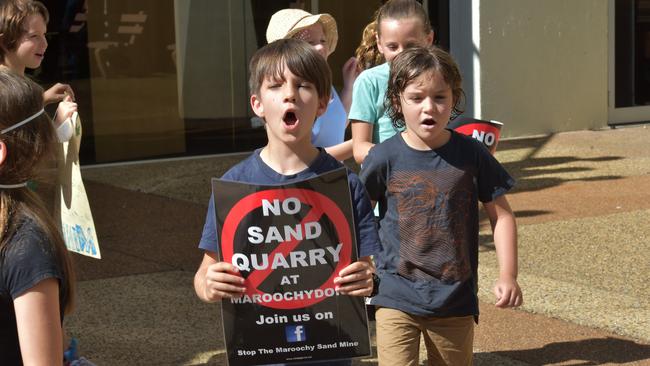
{"left": 359, "top": 130, "right": 515, "bottom": 318}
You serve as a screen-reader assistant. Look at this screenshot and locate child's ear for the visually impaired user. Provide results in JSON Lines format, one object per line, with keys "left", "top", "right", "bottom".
{"left": 250, "top": 94, "right": 265, "bottom": 118}
{"left": 315, "top": 97, "right": 328, "bottom": 117}
{"left": 0, "top": 140, "right": 7, "bottom": 166}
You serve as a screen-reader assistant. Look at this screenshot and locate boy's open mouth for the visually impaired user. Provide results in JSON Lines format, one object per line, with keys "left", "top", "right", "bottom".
{"left": 422, "top": 118, "right": 436, "bottom": 126}
{"left": 283, "top": 111, "right": 298, "bottom": 126}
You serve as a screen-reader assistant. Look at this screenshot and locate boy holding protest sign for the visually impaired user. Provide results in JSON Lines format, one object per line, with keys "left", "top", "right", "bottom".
{"left": 194, "top": 39, "right": 380, "bottom": 365}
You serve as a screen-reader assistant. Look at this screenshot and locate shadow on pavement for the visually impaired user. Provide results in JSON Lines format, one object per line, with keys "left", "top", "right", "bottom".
{"left": 498, "top": 134, "right": 625, "bottom": 194}
{"left": 511, "top": 210, "right": 553, "bottom": 218}
{"left": 480, "top": 337, "right": 650, "bottom": 365}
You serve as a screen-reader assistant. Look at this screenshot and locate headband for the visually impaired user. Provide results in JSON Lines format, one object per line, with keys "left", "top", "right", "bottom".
{"left": 0, "top": 182, "right": 28, "bottom": 189}
{"left": 0, "top": 109, "right": 46, "bottom": 189}
{"left": 1, "top": 108, "right": 45, "bottom": 134}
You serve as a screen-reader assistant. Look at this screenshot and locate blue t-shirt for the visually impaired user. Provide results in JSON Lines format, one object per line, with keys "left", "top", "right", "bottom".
{"left": 348, "top": 63, "right": 400, "bottom": 144}
{"left": 199, "top": 148, "right": 380, "bottom": 259}
{"left": 359, "top": 131, "right": 515, "bottom": 317}
{"left": 312, "top": 88, "right": 347, "bottom": 149}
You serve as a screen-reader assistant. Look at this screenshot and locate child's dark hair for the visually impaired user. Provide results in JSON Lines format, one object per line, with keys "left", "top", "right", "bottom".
{"left": 376, "top": 0, "right": 432, "bottom": 39}
{"left": 0, "top": 0, "right": 49, "bottom": 63}
{"left": 0, "top": 70, "right": 75, "bottom": 314}
{"left": 386, "top": 46, "right": 465, "bottom": 129}
{"left": 249, "top": 38, "right": 331, "bottom": 102}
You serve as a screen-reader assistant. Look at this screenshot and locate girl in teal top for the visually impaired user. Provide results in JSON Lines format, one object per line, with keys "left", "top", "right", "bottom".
{"left": 349, "top": 0, "right": 434, "bottom": 163}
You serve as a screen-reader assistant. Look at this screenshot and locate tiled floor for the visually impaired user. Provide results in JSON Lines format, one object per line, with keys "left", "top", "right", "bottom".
{"left": 67, "top": 126, "right": 650, "bottom": 365}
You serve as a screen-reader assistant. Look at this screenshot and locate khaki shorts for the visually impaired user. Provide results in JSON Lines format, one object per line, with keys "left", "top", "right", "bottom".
{"left": 375, "top": 307, "right": 474, "bottom": 366}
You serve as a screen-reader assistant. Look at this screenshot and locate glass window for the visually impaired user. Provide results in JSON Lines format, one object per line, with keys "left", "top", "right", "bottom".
{"left": 615, "top": 0, "right": 650, "bottom": 108}
{"left": 37, "top": 0, "right": 289, "bottom": 163}
{"left": 34, "top": 0, "right": 446, "bottom": 164}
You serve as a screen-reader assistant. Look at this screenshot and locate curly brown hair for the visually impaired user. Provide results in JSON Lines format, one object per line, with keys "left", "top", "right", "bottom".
{"left": 355, "top": 19, "right": 384, "bottom": 71}
{"left": 385, "top": 46, "right": 465, "bottom": 129}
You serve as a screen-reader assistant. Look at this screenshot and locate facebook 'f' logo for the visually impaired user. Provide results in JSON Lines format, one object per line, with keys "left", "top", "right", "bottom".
{"left": 285, "top": 325, "right": 306, "bottom": 342}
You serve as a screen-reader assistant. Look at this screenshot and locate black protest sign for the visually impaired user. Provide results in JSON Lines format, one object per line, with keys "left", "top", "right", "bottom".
{"left": 212, "top": 168, "right": 371, "bottom": 365}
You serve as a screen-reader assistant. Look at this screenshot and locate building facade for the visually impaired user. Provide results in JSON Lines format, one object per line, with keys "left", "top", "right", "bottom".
{"left": 35, "top": 0, "right": 646, "bottom": 164}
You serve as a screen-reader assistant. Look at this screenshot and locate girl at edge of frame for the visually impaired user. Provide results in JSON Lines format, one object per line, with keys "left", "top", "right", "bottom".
{"left": 0, "top": 70, "right": 76, "bottom": 365}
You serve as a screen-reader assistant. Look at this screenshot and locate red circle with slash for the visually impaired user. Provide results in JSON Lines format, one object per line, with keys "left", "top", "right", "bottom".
{"left": 221, "top": 188, "right": 352, "bottom": 309}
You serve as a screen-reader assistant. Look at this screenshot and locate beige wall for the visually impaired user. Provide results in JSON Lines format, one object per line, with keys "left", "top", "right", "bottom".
{"left": 452, "top": 0, "right": 609, "bottom": 137}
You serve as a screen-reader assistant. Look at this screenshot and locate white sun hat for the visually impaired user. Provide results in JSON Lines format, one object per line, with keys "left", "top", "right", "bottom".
{"left": 266, "top": 8, "right": 338, "bottom": 56}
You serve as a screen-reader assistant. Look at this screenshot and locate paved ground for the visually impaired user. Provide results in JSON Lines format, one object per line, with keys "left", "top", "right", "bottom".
{"left": 65, "top": 125, "right": 650, "bottom": 365}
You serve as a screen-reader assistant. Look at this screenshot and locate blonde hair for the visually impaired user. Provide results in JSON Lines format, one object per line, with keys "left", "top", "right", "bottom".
{"left": 355, "top": 0, "right": 432, "bottom": 71}
{"left": 355, "top": 18, "right": 384, "bottom": 71}
{"left": 376, "top": 0, "right": 432, "bottom": 39}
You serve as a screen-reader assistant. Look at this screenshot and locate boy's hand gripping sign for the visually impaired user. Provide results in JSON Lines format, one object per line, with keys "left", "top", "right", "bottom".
{"left": 212, "top": 168, "right": 370, "bottom": 366}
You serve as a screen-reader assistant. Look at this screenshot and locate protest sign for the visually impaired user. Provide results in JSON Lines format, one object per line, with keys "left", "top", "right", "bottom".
{"left": 56, "top": 112, "right": 101, "bottom": 259}
{"left": 448, "top": 117, "right": 503, "bottom": 154}
{"left": 212, "top": 167, "right": 371, "bottom": 365}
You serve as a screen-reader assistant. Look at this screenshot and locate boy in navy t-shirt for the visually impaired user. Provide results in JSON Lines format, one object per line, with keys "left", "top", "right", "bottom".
{"left": 360, "top": 46, "right": 523, "bottom": 365}
{"left": 193, "top": 39, "right": 380, "bottom": 365}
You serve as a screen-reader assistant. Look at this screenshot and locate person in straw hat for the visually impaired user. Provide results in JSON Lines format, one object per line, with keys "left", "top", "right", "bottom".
{"left": 266, "top": 8, "right": 358, "bottom": 161}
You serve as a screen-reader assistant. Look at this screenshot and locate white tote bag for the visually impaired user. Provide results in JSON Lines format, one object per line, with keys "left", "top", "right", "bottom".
{"left": 57, "top": 112, "right": 101, "bottom": 259}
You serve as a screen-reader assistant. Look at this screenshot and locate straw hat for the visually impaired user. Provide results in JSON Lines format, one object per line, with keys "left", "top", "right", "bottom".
{"left": 266, "top": 9, "right": 338, "bottom": 56}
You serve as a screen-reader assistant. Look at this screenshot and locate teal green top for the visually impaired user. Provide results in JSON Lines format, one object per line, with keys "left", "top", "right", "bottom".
{"left": 349, "top": 63, "right": 401, "bottom": 144}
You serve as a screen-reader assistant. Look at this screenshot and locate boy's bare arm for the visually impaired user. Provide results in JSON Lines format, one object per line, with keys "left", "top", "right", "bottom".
{"left": 194, "top": 251, "right": 246, "bottom": 303}
{"left": 483, "top": 195, "right": 523, "bottom": 308}
{"left": 351, "top": 121, "right": 375, "bottom": 164}
{"left": 333, "top": 256, "right": 375, "bottom": 297}
{"left": 340, "top": 57, "right": 359, "bottom": 115}
{"left": 324, "top": 139, "right": 353, "bottom": 161}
